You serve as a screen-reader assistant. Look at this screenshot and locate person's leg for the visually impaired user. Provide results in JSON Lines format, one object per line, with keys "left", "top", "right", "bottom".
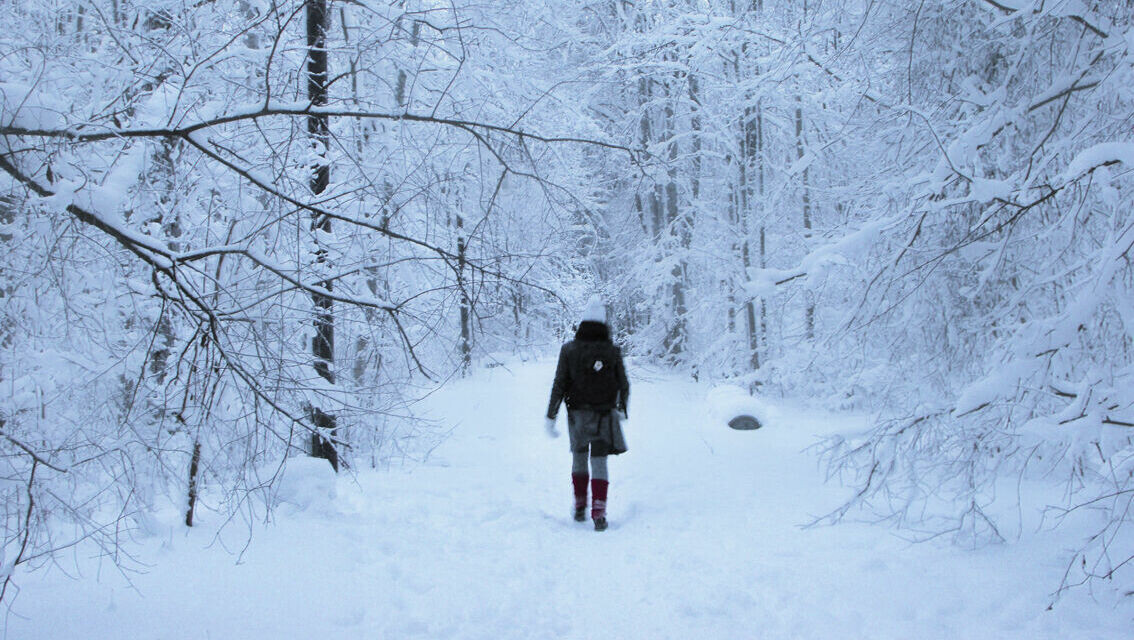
{"left": 571, "top": 450, "right": 589, "bottom": 521}
{"left": 590, "top": 454, "right": 609, "bottom": 530}
{"left": 589, "top": 454, "right": 608, "bottom": 481}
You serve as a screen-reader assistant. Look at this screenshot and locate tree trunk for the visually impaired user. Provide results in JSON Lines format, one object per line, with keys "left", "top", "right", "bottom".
{"left": 184, "top": 439, "right": 201, "bottom": 526}
{"left": 737, "top": 31, "right": 764, "bottom": 373}
{"left": 795, "top": 94, "right": 814, "bottom": 341}
{"left": 147, "top": 138, "right": 181, "bottom": 389}
{"left": 456, "top": 212, "right": 472, "bottom": 376}
{"left": 307, "top": 0, "right": 338, "bottom": 472}
{"left": 663, "top": 67, "right": 688, "bottom": 359}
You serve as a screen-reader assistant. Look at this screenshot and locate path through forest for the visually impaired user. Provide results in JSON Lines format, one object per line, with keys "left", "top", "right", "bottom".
{"left": 10, "top": 359, "right": 1131, "bottom": 639}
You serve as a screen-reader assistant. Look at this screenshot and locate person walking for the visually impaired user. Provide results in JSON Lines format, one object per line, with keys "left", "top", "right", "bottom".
{"left": 545, "top": 297, "right": 630, "bottom": 531}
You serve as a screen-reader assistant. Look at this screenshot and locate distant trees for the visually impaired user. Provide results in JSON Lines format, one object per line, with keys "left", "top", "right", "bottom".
{"left": 563, "top": 0, "right": 1133, "bottom": 597}
{"left": 572, "top": 1, "right": 864, "bottom": 383}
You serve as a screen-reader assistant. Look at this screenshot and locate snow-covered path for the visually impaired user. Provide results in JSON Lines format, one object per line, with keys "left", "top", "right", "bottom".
{"left": 12, "top": 360, "right": 1131, "bottom": 639}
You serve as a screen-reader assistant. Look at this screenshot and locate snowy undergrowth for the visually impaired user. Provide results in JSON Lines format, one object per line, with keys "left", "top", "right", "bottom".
{"left": 7, "top": 359, "right": 1131, "bottom": 639}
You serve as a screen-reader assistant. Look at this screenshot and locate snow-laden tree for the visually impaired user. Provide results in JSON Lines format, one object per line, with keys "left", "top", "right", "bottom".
{"left": 769, "top": 0, "right": 1134, "bottom": 596}
{"left": 0, "top": 0, "right": 624, "bottom": 601}
{"left": 557, "top": 0, "right": 1132, "bottom": 597}
{"left": 560, "top": 0, "right": 872, "bottom": 389}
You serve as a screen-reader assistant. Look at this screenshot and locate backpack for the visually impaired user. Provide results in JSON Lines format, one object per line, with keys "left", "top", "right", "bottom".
{"left": 571, "top": 341, "right": 619, "bottom": 409}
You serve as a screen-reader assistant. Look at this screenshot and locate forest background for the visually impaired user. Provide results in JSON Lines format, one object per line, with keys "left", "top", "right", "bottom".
{"left": 1, "top": 0, "right": 1132, "bottom": 606}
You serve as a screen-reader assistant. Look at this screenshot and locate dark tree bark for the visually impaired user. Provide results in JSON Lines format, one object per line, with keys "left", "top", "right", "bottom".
{"left": 457, "top": 212, "right": 472, "bottom": 376}
{"left": 307, "top": 0, "right": 338, "bottom": 471}
{"left": 185, "top": 440, "right": 201, "bottom": 526}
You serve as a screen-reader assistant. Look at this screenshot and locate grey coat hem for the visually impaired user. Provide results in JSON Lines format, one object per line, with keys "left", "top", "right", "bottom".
{"left": 567, "top": 409, "right": 627, "bottom": 456}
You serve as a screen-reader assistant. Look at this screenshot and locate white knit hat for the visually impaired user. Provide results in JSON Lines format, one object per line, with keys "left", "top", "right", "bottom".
{"left": 580, "top": 296, "right": 606, "bottom": 323}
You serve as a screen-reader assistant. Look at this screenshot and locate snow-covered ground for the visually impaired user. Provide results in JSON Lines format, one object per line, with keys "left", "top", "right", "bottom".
{"left": 10, "top": 359, "right": 1132, "bottom": 639}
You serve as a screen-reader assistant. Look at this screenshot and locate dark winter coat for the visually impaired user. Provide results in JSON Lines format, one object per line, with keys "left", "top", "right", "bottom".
{"left": 546, "top": 321, "right": 630, "bottom": 455}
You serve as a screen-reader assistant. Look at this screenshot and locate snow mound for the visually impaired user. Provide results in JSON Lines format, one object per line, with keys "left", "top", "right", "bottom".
{"left": 707, "top": 384, "right": 775, "bottom": 431}
{"left": 272, "top": 457, "right": 338, "bottom": 513}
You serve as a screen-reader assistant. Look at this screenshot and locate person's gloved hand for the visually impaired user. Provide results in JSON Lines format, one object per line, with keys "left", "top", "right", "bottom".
{"left": 544, "top": 417, "right": 559, "bottom": 439}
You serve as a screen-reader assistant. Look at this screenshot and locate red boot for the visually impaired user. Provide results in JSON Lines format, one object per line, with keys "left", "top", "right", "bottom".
{"left": 591, "top": 479, "right": 609, "bottom": 531}
{"left": 572, "top": 473, "right": 588, "bottom": 522}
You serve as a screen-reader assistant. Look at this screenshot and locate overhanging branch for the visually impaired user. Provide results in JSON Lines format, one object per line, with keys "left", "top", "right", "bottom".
{"left": 1, "top": 104, "right": 641, "bottom": 161}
